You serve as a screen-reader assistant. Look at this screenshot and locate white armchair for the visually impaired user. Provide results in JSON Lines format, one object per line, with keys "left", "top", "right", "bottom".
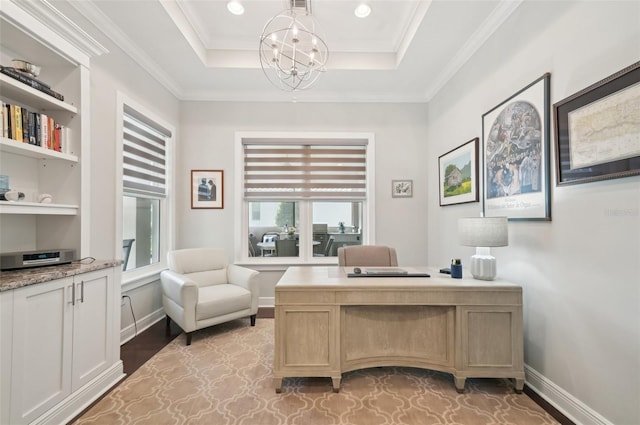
{"left": 160, "top": 248, "right": 260, "bottom": 345}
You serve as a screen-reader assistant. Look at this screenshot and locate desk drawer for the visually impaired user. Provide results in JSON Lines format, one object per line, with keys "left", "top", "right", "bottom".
{"left": 277, "top": 290, "right": 335, "bottom": 304}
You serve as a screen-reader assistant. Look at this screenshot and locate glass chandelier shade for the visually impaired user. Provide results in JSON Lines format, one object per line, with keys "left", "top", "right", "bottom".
{"left": 259, "top": 5, "right": 329, "bottom": 91}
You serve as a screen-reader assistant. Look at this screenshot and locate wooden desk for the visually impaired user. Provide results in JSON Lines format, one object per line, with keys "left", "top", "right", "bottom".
{"left": 273, "top": 266, "right": 524, "bottom": 393}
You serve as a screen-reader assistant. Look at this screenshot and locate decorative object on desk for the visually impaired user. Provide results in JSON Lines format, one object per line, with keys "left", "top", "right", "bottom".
{"left": 287, "top": 226, "right": 296, "bottom": 239}
{"left": 259, "top": 0, "right": 328, "bottom": 91}
{"left": 554, "top": 61, "right": 640, "bottom": 186}
{"left": 392, "top": 179, "right": 413, "bottom": 198}
{"left": 439, "top": 138, "right": 479, "bottom": 206}
{"left": 482, "top": 73, "right": 551, "bottom": 221}
{"left": 450, "top": 258, "right": 462, "bottom": 279}
{"left": 458, "top": 216, "right": 508, "bottom": 281}
{"left": 338, "top": 221, "right": 345, "bottom": 233}
{"left": 191, "top": 170, "right": 223, "bottom": 209}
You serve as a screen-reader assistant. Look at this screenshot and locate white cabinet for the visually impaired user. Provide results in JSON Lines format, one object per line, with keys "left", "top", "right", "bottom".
{"left": 0, "top": 1, "right": 105, "bottom": 257}
{"left": 1, "top": 266, "right": 123, "bottom": 425}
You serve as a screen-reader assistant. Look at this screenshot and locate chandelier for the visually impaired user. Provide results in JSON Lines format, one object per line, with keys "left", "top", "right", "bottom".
{"left": 259, "top": 0, "right": 329, "bottom": 91}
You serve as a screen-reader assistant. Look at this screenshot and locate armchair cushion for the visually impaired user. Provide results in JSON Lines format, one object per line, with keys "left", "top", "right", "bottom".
{"left": 197, "top": 284, "right": 252, "bottom": 320}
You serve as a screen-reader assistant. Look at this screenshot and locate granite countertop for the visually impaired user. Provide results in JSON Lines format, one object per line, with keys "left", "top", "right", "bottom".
{"left": 0, "top": 260, "right": 121, "bottom": 292}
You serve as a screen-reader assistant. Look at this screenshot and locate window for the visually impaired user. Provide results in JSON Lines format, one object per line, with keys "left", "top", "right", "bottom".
{"left": 121, "top": 102, "right": 172, "bottom": 275}
{"left": 239, "top": 133, "right": 374, "bottom": 263}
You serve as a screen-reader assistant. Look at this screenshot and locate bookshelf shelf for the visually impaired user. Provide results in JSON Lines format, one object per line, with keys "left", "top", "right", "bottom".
{"left": 0, "top": 138, "right": 78, "bottom": 162}
{"left": 0, "top": 201, "right": 78, "bottom": 215}
{"left": 0, "top": 74, "right": 77, "bottom": 114}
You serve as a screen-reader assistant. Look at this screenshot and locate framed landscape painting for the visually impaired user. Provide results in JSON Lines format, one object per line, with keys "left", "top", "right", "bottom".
{"left": 482, "top": 73, "right": 551, "bottom": 221}
{"left": 191, "top": 169, "right": 224, "bottom": 209}
{"left": 438, "top": 138, "right": 479, "bottom": 206}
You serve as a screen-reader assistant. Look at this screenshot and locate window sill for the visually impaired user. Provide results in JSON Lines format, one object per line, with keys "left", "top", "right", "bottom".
{"left": 122, "top": 263, "right": 167, "bottom": 292}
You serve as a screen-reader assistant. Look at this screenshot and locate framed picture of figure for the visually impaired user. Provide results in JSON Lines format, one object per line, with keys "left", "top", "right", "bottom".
{"left": 482, "top": 73, "right": 551, "bottom": 221}
{"left": 191, "top": 169, "right": 224, "bottom": 209}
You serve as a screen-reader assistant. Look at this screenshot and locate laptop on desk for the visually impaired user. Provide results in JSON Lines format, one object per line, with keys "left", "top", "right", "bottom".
{"left": 347, "top": 268, "right": 430, "bottom": 278}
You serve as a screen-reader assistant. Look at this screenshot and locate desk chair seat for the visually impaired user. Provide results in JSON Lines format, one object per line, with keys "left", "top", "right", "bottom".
{"left": 337, "top": 245, "right": 398, "bottom": 267}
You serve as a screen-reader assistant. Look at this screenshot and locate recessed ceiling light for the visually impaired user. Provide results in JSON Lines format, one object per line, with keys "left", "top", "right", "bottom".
{"left": 227, "top": 0, "right": 245, "bottom": 16}
{"left": 354, "top": 4, "right": 371, "bottom": 18}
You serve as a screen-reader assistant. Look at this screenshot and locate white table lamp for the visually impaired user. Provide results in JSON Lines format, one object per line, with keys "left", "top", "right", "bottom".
{"left": 458, "top": 217, "right": 508, "bottom": 280}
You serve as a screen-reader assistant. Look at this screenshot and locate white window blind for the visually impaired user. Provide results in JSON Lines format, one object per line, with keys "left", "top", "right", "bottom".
{"left": 243, "top": 142, "right": 367, "bottom": 200}
{"left": 123, "top": 105, "right": 170, "bottom": 197}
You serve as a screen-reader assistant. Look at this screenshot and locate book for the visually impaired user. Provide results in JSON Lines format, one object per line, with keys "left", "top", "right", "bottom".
{"left": 11, "top": 104, "right": 23, "bottom": 142}
{"left": 33, "top": 112, "right": 41, "bottom": 146}
{"left": 0, "top": 66, "right": 64, "bottom": 101}
{"left": 40, "top": 113, "right": 49, "bottom": 149}
{"left": 21, "top": 108, "right": 28, "bottom": 143}
{"left": 53, "top": 122, "right": 62, "bottom": 152}
{"left": 0, "top": 102, "right": 5, "bottom": 138}
{"left": 4, "top": 104, "right": 10, "bottom": 139}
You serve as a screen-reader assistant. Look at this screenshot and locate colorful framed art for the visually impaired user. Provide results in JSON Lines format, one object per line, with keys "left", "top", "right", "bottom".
{"left": 482, "top": 73, "right": 551, "bottom": 221}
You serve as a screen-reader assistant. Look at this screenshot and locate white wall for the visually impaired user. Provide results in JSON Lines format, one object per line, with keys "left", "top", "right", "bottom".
{"left": 177, "top": 102, "right": 429, "bottom": 256}
{"left": 78, "top": 13, "right": 181, "bottom": 334}
{"left": 425, "top": 2, "right": 639, "bottom": 424}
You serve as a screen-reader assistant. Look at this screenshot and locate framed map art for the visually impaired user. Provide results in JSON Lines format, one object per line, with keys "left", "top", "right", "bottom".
{"left": 554, "top": 61, "right": 640, "bottom": 185}
{"left": 482, "top": 73, "right": 551, "bottom": 221}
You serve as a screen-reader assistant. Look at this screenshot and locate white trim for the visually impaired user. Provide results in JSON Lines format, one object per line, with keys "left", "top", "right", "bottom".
{"left": 525, "top": 364, "right": 612, "bottom": 425}
{"left": 11, "top": 0, "right": 108, "bottom": 61}
{"left": 234, "top": 131, "right": 375, "bottom": 263}
{"left": 31, "top": 362, "right": 124, "bottom": 425}
{"left": 259, "top": 296, "right": 275, "bottom": 309}
{"left": 424, "top": 0, "right": 522, "bottom": 101}
{"left": 115, "top": 92, "right": 176, "bottom": 283}
{"left": 120, "top": 307, "right": 166, "bottom": 346}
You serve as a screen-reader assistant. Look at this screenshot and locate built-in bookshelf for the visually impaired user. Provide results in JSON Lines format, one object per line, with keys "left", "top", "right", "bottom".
{"left": 0, "top": 1, "right": 103, "bottom": 257}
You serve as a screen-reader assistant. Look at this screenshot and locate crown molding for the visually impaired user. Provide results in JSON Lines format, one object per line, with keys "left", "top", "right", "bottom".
{"left": 11, "top": 0, "right": 108, "bottom": 59}
{"left": 68, "top": 0, "right": 183, "bottom": 98}
{"left": 424, "top": 0, "right": 523, "bottom": 101}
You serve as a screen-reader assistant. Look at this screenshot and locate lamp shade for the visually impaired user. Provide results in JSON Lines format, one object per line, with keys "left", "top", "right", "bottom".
{"left": 458, "top": 217, "right": 508, "bottom": 247}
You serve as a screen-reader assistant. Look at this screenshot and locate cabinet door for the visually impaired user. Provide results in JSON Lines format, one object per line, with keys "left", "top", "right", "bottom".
{"left": 458, "top": 305, "right": 524, "bottom": 375}
{"left": 72, "top": 268, "right": 114, "bottom": 390}
{"left": 11, "top": 277, "right": 73, "bottom": 424}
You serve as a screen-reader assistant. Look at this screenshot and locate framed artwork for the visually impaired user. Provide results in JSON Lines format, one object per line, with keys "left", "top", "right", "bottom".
{"left": 191, "top": 170, "right": 224, "bottom": 209}
{"left": 482, "top": 73, "right": 551, "bottom": 221}
{"left": 392, "top": 180, "right": 413, "bottom": 198}
{"left": 554, "top": 61, "right": 640, "bottom": 185}
{"left": 438, "top": 138, "right": 479, "bottom": 206}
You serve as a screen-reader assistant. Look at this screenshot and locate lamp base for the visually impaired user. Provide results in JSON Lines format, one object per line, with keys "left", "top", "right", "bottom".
{"left": 469, "top": 253, "right": 497, "bottom": 281}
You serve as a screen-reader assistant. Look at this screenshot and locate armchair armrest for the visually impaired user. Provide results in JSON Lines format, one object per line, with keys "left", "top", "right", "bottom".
{"left": 160, "top": 270, "right": 199, "bottom": 310}
{"left": 227, "top": 264, "right": 259, "bottom": 293}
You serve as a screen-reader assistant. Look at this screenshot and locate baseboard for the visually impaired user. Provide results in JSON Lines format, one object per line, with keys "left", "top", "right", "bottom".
{"left": 32, "top": 362, "right": 125, "bottom": 425}
{"left": 259, "top": 296, "right": 274, "bottom": 308}
{"left": 525, "top": 364, "right": 612, "bottom": 425}
{"left": 120, "top": 308, "right": 166, "bottom": 345}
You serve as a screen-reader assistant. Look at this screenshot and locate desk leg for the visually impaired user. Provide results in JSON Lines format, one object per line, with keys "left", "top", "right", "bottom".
{"left": 514, "top": 378, "right": 524, "bottom": 393}
{"left": 454, "top": 376, "right": 466, "bottom": 393}
{"left": 331, "top": 376, "right": 341, "bottom": 393}
{"left": 274, "top": 377, "right": 283, "bottom": 393}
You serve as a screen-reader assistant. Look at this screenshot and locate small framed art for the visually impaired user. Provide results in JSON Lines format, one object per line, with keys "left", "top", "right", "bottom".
{"left": 392, "top": 180, "right": 413, "bottom": 198}
{"left": 482, "top": 73, "right": 551, "bottom": 221}
{"left": 554, "top": 61, "right": 640, "bottom": 185}
{"left": 438, "top": 138, "right": 479, "bottom": 206}
{"left": 191, "top": 170, "right": 224, "bottom": 209}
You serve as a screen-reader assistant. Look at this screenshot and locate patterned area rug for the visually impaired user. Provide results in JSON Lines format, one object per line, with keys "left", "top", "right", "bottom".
{"left": 76, "top": 319, "right": 558, "bottom": 425}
